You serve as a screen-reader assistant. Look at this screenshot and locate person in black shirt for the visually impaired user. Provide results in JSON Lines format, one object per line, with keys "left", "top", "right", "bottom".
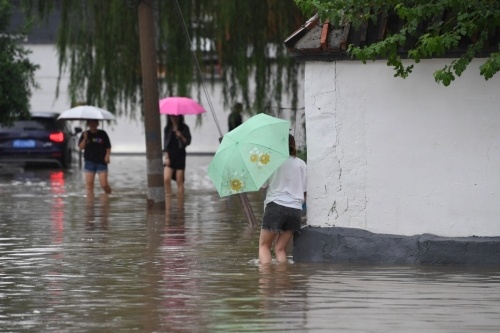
{"left": 163, "top": 115, "right": 191, "bottom": 196}
{"left": 228, "top": 102, "right": 243, "bottom": 131}
{"left": 78, "top": 120, "right": 112, "bottom": 195}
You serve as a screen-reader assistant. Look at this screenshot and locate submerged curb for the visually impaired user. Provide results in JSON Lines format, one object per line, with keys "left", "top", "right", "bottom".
{"left": 293, "top": 226, "right": 500, "bottom": 266}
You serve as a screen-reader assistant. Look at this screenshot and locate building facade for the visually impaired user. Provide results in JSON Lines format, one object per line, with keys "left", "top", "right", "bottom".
{"left": 286, "top": 15, "right": 500, "bottom": 265}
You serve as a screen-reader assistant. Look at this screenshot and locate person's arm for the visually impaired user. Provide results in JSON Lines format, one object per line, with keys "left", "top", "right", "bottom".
{"left": 175, "top": 126, "right": 191, "bottom": 146}
{"left": 261, "top": 178, "right": 269, "bottom": 190}
{"left": 104, "top": 148, "right": 111, "bottom": 164}
{"left": 78, "top": 131, "right": 88, "bottom": 150}
{"left": 103, "top": 131, "right": 111, "bottom": 164}
{"left": 184, "top": 126, "right": 192, "bottom": 145}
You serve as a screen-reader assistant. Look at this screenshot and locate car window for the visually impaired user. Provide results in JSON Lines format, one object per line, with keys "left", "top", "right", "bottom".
{"left": 57, "top": 120, "right": 70, "bottom": 132}
{"left": 0, "top": 119, "right": 57, "bottom": 131}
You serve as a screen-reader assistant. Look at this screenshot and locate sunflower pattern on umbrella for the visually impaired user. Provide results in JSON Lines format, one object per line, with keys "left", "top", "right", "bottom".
{"left": 249, "top": 147, "right": 271, "bottom": 167}
{"left": 225, "top": 169, "right": 248, "bottom": 194}
{"left": 221, "top": 147, "right": 275, "bottom": 195}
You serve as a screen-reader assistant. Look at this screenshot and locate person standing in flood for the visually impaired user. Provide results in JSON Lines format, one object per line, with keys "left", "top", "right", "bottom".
{"left": 259, "top": 134, "right": 307, "bottom": 264}
{"left": 78, "top": 119, "right": 112, "bottom": 195}
{"left": 163, "top": 115, "right": 191, "bottom": 196}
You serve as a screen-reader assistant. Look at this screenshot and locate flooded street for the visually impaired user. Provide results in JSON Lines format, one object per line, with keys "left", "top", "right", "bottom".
{"left": 1, "top": 155, "right": 500, "bottom": 332}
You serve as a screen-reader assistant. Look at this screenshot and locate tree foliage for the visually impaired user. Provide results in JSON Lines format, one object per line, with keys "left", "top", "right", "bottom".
{"left": 22, "top": 0, "right": 305, "bottom": 116}
{"left": 294, "top": 0, "right": 500, "bottom": 86}
{"left": 0, "top": 0, "right": 39, "bottom": 126}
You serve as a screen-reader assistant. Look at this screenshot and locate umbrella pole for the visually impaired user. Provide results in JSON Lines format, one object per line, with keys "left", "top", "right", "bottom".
{"left": 239, "top": 194, "right": 257, "bottom": 227}
{"left": 172, "top": 0, "right": 258, "bottom": 227}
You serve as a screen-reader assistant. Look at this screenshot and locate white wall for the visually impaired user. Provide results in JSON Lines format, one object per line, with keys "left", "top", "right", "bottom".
{"left": 27, "top": 44, "right": 305, "bottom": 154}
{"left": 305, "top": 59, "right": 500, "bottom": 237}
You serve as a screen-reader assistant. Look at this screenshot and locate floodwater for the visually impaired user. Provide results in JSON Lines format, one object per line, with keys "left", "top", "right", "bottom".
{"left": 1, "top": 155, "right": 500, "bottom": 333}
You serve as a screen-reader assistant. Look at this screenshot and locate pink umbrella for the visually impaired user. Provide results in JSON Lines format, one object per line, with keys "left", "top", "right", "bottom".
{"left": 159, "top": 97, "right": 207, "bottom": 115}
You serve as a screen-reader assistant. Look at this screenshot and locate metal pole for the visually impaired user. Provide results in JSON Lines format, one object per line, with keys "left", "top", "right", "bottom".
{"left": 172, "top": 0, "right": 257, "bottom": 227}
{"left": 138, "top": 0, "right": 165, "bottom": 208}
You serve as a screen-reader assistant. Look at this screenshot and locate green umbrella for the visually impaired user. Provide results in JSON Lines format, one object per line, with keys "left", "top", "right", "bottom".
{"left": 208, "top": 113, "right": 290, "bottom": 197}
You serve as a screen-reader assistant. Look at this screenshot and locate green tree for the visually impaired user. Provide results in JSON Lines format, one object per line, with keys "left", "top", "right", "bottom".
{"left": 0, "top": 0, "right": 39, "bottom": 126}
{"left": 23, "top": 0, "right": 305, "bottom": 116}
{"left": 294, "top": 0, "right": 500, "bottom": 86}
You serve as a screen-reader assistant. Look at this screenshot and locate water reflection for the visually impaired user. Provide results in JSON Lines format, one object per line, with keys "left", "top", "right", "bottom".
{"left": 85, "top": 192, "right": 110, "bottom": 229}
{"left": 1, "top": 156, "right": 500, "bottom": 333}
{"left": 50, "top": 171, "right": 65, "bottom": 244}
{"left": 258, "top": 263, "right": 292, "bottom": 297}
{"left": 256, "top": 263, "right": 309, "bottom": 331}
{"left": 161, "top": 195, "right": 201, "bottom": 331}
{"left": 164, "top": 194, "right": 186, "bottom": 246}
{"left": 146, "top": 195, "right": 202, "bottom": 332}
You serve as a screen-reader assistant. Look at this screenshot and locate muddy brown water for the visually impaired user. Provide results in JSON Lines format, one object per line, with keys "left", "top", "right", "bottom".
{"left": 1, "top": 156, "right": 500, "bottom": 332}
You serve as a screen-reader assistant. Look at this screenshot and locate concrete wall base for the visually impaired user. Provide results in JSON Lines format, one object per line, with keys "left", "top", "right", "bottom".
{"left": 293, "top": 226, "right": 500, "bottom": 265}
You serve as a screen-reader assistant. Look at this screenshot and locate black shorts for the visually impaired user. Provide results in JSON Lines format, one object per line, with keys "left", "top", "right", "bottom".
{"left": 167, "top": 150, "right": 186, "bottom": 170}
{"left": 262, "top": 202, "right": 302, "bottom": 233}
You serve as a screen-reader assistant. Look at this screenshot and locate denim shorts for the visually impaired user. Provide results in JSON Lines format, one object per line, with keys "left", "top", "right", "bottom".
{"left": 262, "top": 202, "right": 302, "bottom": 233}
{"left": 84, "top": 160, "right": 108, "bottom": 174}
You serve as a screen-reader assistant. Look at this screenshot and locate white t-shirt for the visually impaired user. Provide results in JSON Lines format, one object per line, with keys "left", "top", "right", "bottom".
{"left": 262, "top": 156, "right": 307, "bottom": 209}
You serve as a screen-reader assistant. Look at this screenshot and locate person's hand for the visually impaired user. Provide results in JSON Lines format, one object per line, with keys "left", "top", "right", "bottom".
{"left": 104, "top": 155, "right": 110, "bottom": 164}
{"left": 80, "top": 131, "right": 88, "bottom": 149}
{"left": 174, "top": 130, "right": 181, "bottom": 138}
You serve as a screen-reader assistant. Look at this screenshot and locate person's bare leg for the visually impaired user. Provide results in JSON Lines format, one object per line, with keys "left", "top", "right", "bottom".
{"left": 98, "top": 171, "right": 111, "bottom": 194}
{"left": 164, "top": 166, "right": 174, "bottom": 195}
{"left": 274, "top": 230, "right": 294, "bottom": 263}
{"left": 95, "top": 171, "right": 111, "bottom": 194}
{"left": 176, "top": 170, "right": 185, "bottom": 195}
{"left": 99, "top": 193, "right": 110, "bottom": 227}
{"left": 85, "top": 191, "right": 95, "bottom": 226}
{"left": 176, "top": 192, "right": 184, "bottom": 209}
{"left": 258, "top": 262, "right": 273, "bottom": 296}
{"left": 259, "top": 229, "right": 277, "bottom": 264}
{"left": 85, "top": 171, "right": 96, "bottom": 196}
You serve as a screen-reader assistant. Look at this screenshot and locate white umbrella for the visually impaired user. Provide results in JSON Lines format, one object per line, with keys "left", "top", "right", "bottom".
{"left": 57, "top": 105, "right": 115, "bottom": 120}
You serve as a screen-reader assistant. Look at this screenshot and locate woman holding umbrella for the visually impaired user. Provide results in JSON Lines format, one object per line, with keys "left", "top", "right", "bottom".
{"left": 78, "top": 119, "right": 112, "bottom": 195}
{"left": 163, "top": 115, "right": 192, "bottom": 196}
{"left": 259, "top": 134, "right": 307, "bottom": 264}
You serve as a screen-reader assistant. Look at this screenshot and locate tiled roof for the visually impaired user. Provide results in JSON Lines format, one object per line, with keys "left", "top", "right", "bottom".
{"left": 285, "top": 13, "right": 500, "bottom": 62}
{"left": 284, "top": 14, "right": 352, "bottom": 60}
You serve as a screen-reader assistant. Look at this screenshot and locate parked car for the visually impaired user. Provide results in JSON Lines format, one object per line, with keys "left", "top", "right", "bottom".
{"left": 0, "top": 112, "right": 82, "bottom": 168}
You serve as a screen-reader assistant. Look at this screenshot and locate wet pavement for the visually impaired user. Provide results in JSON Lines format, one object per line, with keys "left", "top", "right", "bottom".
{"left": 1, "top": 155, "right": 500, "bottom": 332}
